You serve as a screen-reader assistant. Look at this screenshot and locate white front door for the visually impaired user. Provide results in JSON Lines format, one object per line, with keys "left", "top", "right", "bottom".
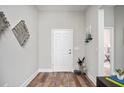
{"left": 52, "top": 29, "right": 73, "bottom": 72}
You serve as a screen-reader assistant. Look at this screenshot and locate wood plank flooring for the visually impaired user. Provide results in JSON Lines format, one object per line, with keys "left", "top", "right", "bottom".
{"left": 27, "top": 72, "right": 95, "bottom": 87}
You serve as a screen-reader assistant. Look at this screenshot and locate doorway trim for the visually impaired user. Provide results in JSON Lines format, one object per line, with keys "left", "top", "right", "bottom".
{"left": 98, "top": 8, "right": 104, "bottom": 76}
{"left": 51, "top": 29, "right": 74, "bottom": 72}
{"left": 98, "top": 7, "right": 115, "bottom": 76}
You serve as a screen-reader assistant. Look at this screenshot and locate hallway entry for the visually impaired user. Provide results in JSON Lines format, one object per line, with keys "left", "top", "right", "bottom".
{"left": 51, "top": 29, "right": 73, "bottom": 72}
{"left": 104, "top": 27, "right": 114, "bottom": 76}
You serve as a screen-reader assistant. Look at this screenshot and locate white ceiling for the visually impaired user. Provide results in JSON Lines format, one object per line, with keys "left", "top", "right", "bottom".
{"left": 36, "top": 5, "right": 88, "bottom": 12}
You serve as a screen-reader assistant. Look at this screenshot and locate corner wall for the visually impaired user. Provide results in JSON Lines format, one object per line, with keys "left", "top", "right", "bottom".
{"left": 84, "top": 6, "right": 99, "bottom": 84}
{"left": 104, "top": 7, "right": 114, "bottom": 27}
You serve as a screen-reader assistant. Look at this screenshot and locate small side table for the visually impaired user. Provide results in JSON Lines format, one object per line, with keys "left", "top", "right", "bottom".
{"left": 97, "top": 77, "right": 119, "bottom": 87}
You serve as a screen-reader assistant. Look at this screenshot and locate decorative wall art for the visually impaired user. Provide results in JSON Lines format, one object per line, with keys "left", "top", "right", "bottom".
{"left": 0, "top": 12, "right": 10, "bottom": 33}
{"left": 85, "top": 25, "right": 93, "bottom": 43}
{"left": 12, "top": 20, "right": 30, "bottom": 46}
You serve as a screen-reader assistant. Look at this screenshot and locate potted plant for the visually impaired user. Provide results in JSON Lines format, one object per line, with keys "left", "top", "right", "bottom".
{"left": 77, "top": 57, "right": 86, "bottom": 74}
{"left": 77, "top": 58, "right": 83, "bottom": 66}
{"left": 115, "top": 69, "right": 124, "bottom": 80}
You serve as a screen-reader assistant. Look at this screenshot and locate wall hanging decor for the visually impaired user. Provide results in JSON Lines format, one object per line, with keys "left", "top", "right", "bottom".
{"left": 12, "top": 20, "right": 30, "bottom": 46}
{"left": 85, "top": 32, "right": 93, "bottom": 43}
{"left": 85, "top": 25, "right": 93, "bottom": 43}
{"left": 0, "top": 12, "right": 10, "bottom": 33}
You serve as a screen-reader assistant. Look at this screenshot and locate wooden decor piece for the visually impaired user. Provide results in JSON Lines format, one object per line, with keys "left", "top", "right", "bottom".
{"left": 12, "top": 20, "right": 30, "bottom": 46}
{"left": 0, "top": 12, "right": 10, "bottom": 32}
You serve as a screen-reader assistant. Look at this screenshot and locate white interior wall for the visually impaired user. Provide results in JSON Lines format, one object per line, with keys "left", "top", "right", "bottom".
{"left": 104, "top": 7, "right": 114, "bottom": 27}
{"left": 0, "top": 5, "right": 100, "bottom": 87}
{"left": 114, "top": 6, "right": 124, "bottom": 70}
{"left": 84, "top": 6, "right": 99, "bottom": 84}
{"left": 0, "top": 6, "right": 38, "bottom": 87}
{"left": 38, "top": 11, "right": 85, "bottom": 71}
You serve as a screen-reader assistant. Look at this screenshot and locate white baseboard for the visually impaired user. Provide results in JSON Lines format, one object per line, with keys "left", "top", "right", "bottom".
{"left": 53, "top": 68, "right": 73, "bottom": 72}
{"left": 20, "top": 70, "right": 39, "bottom": 87}
{"left": 38, "top": 68, "right": 74, "bottom": 72}
{"left": 86, "top": 72, "right": 96, "bottom": 86}
{"left": 38, "top": 68, "right": 52, "bottom": 72}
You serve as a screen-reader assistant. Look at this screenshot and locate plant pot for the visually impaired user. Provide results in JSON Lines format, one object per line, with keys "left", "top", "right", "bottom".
{"left": 116, "top": 73, "right": 124, "bottom": 80}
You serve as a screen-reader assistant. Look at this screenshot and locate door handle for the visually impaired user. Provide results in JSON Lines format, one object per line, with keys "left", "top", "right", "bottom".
{"left": 68, "top": 52, "right": 71, "bottom": 54}
{"left": 68, "top": 49, "right": 71, "bottom": 54}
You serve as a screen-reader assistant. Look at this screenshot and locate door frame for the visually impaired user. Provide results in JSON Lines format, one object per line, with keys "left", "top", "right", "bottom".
{"left": 51, "top": 29, "right": 73, "bottom": 72}
{"left": 98, "top": 8, "right": 104, "bottom": 76}
{"left": 104, "top": 27, "right": 114, "bottom": 75}
{"left": 98, "top": 7, "right": 115, "bottom": 76}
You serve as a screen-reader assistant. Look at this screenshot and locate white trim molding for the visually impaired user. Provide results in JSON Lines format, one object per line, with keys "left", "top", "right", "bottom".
{"left": 38, "top": 68, "right": 52, "bottom": 72}
{"left": 20, "top": 70, "right": 39, "bottom": 87}
{"left": 98, "top": 8, "right": 104, "bottom": 76}
{"left": 86, "top": 72, "right": 96, "bottom": 86}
